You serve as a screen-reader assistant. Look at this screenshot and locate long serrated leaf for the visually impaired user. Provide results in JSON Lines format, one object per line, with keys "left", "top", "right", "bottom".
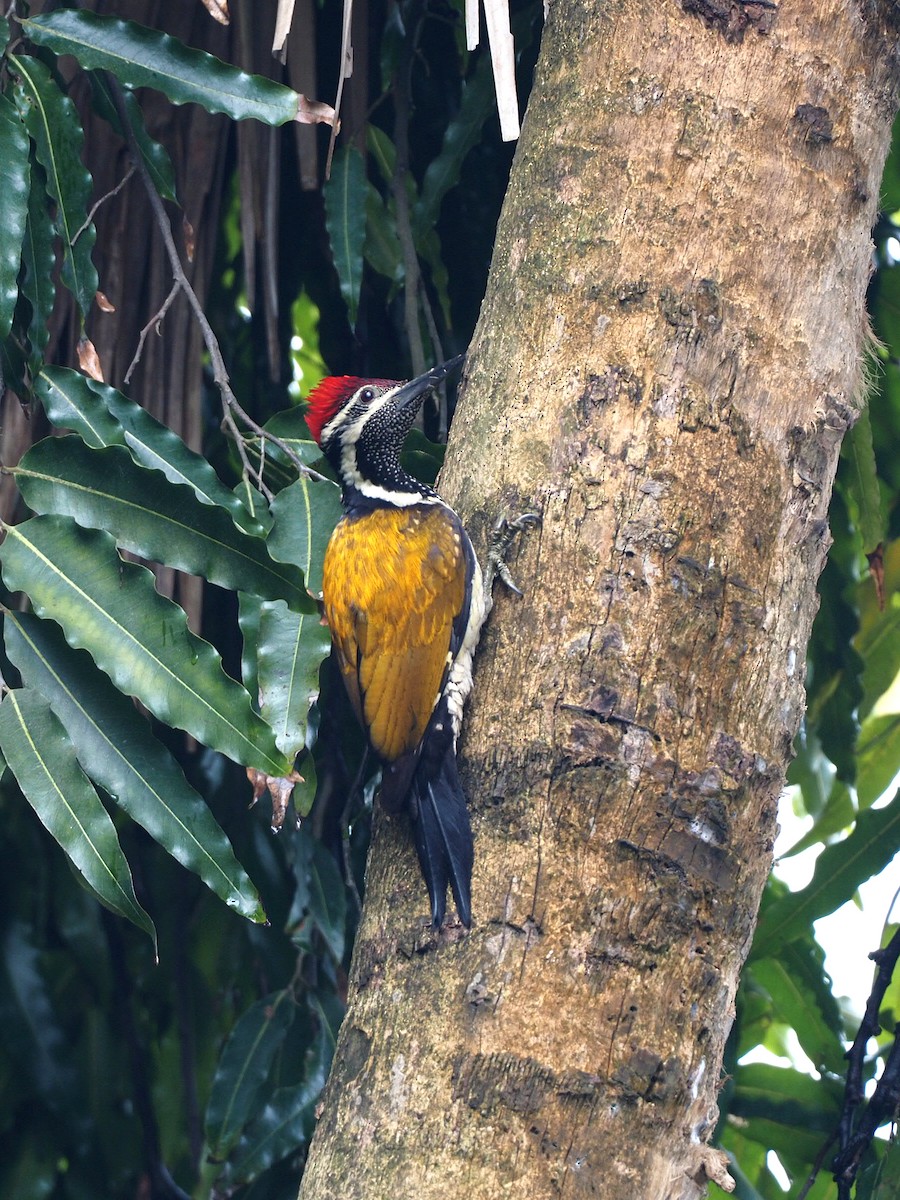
{"left": 731, "top": 1062, "right": 841, "bottom": 1125}
{"left": 0, "top": 919, "right": 78, "bottom": 1110}
{"left": 0, "top": 93, "right": 30, "bottom": 341}
{"left": 750, "top": 958, "right": 845, "bottom": 1075}
{"left": 12, "top": 55, "right": 97, "bottom": 318}
{"left": 4, "top": 611, "right": 264, "bottom": 922}
{"left": 324, "top": 145, "right": 366, "bottom": 328}
{"left": 205, "top": 989, "right": 295, "bottom": 1157}
{"left": 752, "top": 789, "right": 900, "bottom": 957}
{"left": 366, "top": 123, "right": 396, "bottom": 186}
{"left": 780, "top": 779, "right": 855, "bottom": 857}
{"left": 262, "top": 408, "right": 327, "bottom": 468}
{"left": 256, "top": 602, "right": 330, "bottom": 766}
{"left": 856, "top": 591, "right": 900, "bottom": 724}
{"left": 267, "top": 478, "right": 340, "bottom": 607}
{"left": 306, "top": 837, "right": 346, "bottom": 962}
{"left": 841, "top": 408, "right": 885, "bottom": 554}
{"left": 23, "top": 11, "right": 300, "bottom": 126}
{"left": 416, "top": 57, "right": 495, "bottom": 229}
{"left": 87, "top": 71, "right": 177, "bottom": 203}
{"left": 238, "top": 591, "right": 263, "bottom": 704}
{"left": 0, "top": 515, "right": 291, "bottom": 776}
{"left": 254, "top": 479, "right": 340, "bottom": 759}
{"left": 34, "top": 367, "right": 266, "bottom": 536}
{"left": 364, "top": 181, "right": 403, "bottom": 286}
{"left": 227, "top": 1075, "right": 322, "bottom": 1183}
{"left": 0, "top": 689, "right": 155, "bottom": 942}
{"left": 20, "top": 154, "right": 56, "bottom": 370}
{"left": 15, "top": 438, "right": 315, "bottom": 613}
{"left": 857, "top": 712, "right": 900, "bottom": 809}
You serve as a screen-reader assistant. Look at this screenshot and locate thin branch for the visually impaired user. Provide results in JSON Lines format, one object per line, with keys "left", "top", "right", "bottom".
{"left": 832, "top": 928, "right": 900, "bottom": 1198}
{"left": 105, "top": 74, "right": 329, "bottom": 485}
{"left": 73, "top": 164, "right": 135, "bottom": 244}
{"left": 124, "top": 279, "right": 182, "bottom": 384}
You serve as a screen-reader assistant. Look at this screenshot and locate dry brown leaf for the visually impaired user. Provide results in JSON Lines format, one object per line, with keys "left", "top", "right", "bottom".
{"left": 297, "top": 94, "right": 338, "bottom": 128}
{"left": 483, "top": 0, "right": 519, "bottom": 141}
{"left": 245, "top": 767, "right": 304, "bottom": 831}
{"left": 199, "top": 0, "right": 230, "bottom": 25}
{"left": 272, "top": 0, "right": 297, "bottom": 55}
{"left": 182, "top": 215, "right": 196, "bottom": 263}
{"left": 77, "top": 336, "right": 105, "bottom": 381}
{"left": 868, "top": 543, "right": 886, "bottom": 610}
{"left": 96, "top": 290, "right": 116, "bottom": 313}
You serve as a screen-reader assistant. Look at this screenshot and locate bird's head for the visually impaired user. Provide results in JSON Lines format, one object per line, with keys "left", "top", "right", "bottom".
{"left": 305, "top": 356, "right": 464, "bottom": 500}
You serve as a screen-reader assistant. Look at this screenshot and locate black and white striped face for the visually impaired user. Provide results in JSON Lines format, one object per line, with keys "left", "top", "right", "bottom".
{"left": 319, "top": 380, "right": 434, "bottom": 505}
{"left": 305, "top": 357, "right": 464, "bottom": 507}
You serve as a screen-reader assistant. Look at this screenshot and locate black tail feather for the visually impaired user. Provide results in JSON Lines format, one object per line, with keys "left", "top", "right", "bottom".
{"left": 411, "top": 750, "right": 473, "bottom": 928}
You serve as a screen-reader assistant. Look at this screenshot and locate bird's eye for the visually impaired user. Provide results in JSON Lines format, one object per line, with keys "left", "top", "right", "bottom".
{"left": 360, "top": 387, "right": 375, "bottom": 402}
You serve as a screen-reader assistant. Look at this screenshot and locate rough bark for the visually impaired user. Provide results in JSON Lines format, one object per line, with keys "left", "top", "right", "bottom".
{"left": 299, "top": 1, "right": 900, "bottom": 1197}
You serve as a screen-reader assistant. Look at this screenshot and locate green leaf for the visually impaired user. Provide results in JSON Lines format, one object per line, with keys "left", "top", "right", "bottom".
{"left": 262, "top": 408, "right": 326, "bottom": 468}
{"left": 256, "top": 603, "right": 331, "bottom": 764}
{"left": 780, "top": 779, "right": 854, "bottom": 857}
{"left": 0, "top": 919, "right": 77, "bottom": 1110}
{"left": 14, "top": 438, "right": 315, "bottom": 612}
{"left": 12, "top": 56, "right": 98, "bottom": 318}
{"left": 33, "top": 367, "right": 267, "bottom": 538}
{"left": 364, "top": 181, "right": 403, "bottom": 285}
{"left": 205, "top": 989, "right": 295, "bottom": 1157}
{"left": 20, "top": 155, "right": 56, "bottom": 370}
{"left": 871, "top": 1137, "right": 900, "bottom": 1200}
{"left": 33, "top": 365, "right": 121, "bottom": 448}
{"left": 752, "top": 789, "right": 900, "bottom": 957}
{"left": 366, "top": 123, "right": 396, "bottom": 186}
{"left": 0, "top": 515, "right": 291, "bottom": 776}
{"left": 87, "top": 70, "right": 177, "bottom": 203}
{"left": 841, "top": 408, "right": 885, "bottom": 554}
{"left": 749, "top": 957, "right": 845, "bottom": 1075}
{"left": 729, "top": 1064, "right": 841, "bottom": 1164}
{"left": 416, "top": 56, "right": 495, "bottom": 229}
{"left": 238, "top": 591, "right": 263, "bottom": 705}
{"left": 0, "top": 689, "right": 155, "bottom": 942}
{"left": 254, "top": 479, "right": 340, "bottom": 759}
{"left": 264, "top": 476, "right": 341, "bottom": 599}
{"left": 227, "top": 1074, "right": 322, "bottom": 1183}
{"left": 4, "top": 611, "right": 264, "bottom": 923}
{"left": 856, "top": 588, "right": 900, "bottom": 723}
{"left": 23, "top": 11, "right": 302, "bottom": 126}
{"left": 417, "top": 224, "right": 452, "bottom": 329}
{"left": 306, "top": 836, "right": 346, "bottom": 962}
{"left": 308, "top": 988, "right": 344, "bottom": 1065}
{"left": 324, "top": 145, "right": 366, "bottom": 328}
{"left": 0, "top": 93, "right": 30, "bottom": 341}
{"left": 857, "top": 712, "right": 900, "bottom": 809}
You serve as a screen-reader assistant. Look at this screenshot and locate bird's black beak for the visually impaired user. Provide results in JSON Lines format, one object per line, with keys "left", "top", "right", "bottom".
{"left": 391, "top": 354, "right": 465, "bottom": 414}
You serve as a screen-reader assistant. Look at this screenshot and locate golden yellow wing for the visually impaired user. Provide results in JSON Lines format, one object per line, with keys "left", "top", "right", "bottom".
{"left": 322, "top": 503, "right": 467, "bottom": 763}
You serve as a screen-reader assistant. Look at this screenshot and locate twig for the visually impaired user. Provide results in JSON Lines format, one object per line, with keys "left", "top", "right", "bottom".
{"left": 124, "top": 279, "right": 182, "bottom": 383}
{"left": 73, "top": 164, "right": 135, "bottom": 244}
{"left": 418, "top": 277, "right": 447, "bottom": 439}
{"left": 832, "top": 928, "right": 900, "bottom": 1197}
{"left": 105, "top": 74, "right": 330, "bottom": 486}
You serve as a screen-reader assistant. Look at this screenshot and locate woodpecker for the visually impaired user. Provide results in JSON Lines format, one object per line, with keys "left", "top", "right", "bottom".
{"left": 305, "top": 355, "right": 483, "bottom": 929}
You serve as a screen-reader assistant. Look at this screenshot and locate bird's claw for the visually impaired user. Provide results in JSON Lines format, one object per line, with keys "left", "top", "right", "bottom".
{"left": 487, "top": 512, "right": 541, "bottom": 596}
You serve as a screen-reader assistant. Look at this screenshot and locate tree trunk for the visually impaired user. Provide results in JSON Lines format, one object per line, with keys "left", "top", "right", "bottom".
{"left": 299, "top": 1, "right": 900, "bottom": 1196}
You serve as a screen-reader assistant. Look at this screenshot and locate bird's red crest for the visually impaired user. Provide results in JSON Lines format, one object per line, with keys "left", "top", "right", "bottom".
{"left": 304, "top": 375, "right": 398, "bottom": 445}
{"left": 304, "top": 377, "right": 364, "bottom": 445}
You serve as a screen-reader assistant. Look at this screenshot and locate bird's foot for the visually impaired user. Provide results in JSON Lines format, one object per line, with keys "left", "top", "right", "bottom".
{"left": 486, "top": 512, "right": 541, "bottom": 596}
